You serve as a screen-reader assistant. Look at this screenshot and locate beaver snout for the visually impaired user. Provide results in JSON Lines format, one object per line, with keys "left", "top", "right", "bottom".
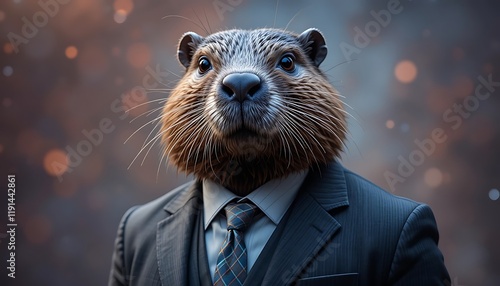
{"left": 220, "top": 72, "right": 263, "bottom": 102}
{"left": 213, "top": 72, "right": 274, "bottom": 136}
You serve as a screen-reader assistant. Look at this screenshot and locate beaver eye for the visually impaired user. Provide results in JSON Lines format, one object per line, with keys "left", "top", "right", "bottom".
{"left": 279, "top": 54, "right": 295, "bottom": 72}
{"left": 198, "top": 57, "right": 212, "bottom": 74}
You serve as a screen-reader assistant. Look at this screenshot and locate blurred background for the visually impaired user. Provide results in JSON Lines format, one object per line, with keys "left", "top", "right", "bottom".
{"left": 0, "top": 0, "right": 499, "bottom": 285}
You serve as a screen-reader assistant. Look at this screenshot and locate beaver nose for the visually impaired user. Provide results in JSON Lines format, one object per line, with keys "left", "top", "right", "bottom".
{"left": 221, "top": 73, "right": 262, "bottom": 102}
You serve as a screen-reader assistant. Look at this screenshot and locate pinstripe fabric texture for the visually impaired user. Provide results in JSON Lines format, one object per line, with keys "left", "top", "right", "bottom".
{"left": 109, "top": 161, "right": 450, "bottom": 286}
{"left": 213, "top": 202, "right": 260, "bottom": 286}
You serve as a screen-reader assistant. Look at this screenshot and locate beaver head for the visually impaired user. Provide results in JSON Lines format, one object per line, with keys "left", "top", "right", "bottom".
{"left": 161, "top": 28, "right": 347, "bottom": 195}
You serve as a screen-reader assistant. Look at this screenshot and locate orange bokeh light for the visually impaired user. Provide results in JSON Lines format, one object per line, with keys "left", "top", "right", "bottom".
{"left": 385, "top": 120, "right": 395, "bottom": 129}
{"left": 24, "top": 215, "right": 52, "bottom": 245}
{"left": 114, "top": 9, "right": 127, "bottom": 24}
{"left": 424, "top": 167, "right": 443, "bottom": 188}
{"left": 65, "top": 46, "right": 78, "bottom": 59}
{"left": 114, "top": 0, "right": 134, "bottom": 14}
{"left": 126, "top": 43, "right": 151, "bottom": 68}
{"left": 43, "top": 149, "right": 69, "bottom": 177}
{"left": 395, "top": 60, "right": 418, "bottom": 84}
{"left": 3, "top": 43, "right": 14, "bottom": 54}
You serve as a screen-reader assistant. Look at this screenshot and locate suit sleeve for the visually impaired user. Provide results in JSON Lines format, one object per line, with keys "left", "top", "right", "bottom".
{"left": 388, "top": 204, "right": 450, "bottom": 285}
{"left": 108, "top": 206, "right": 138, "bottom": 286}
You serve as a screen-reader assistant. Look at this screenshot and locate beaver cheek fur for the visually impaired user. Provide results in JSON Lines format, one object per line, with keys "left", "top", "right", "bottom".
{"left": 160, "top": 28, "right": 347, "bottom": 195}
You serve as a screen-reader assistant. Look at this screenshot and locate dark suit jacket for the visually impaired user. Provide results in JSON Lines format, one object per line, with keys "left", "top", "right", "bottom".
{"left": 109, "top": 161, "right": 450, "bottom": 285}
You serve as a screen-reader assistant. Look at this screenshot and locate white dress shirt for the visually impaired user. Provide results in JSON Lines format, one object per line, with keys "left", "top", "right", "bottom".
{"left": 203, "top": 170, "right": 309, "bottom": 280}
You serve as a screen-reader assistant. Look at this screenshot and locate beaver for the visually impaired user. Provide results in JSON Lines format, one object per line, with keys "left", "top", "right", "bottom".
{"left": 110, "top": 28, "right": 450, "bottom": 285}
{"left": 160, "top": 28, "right": 348, "bottom": 195}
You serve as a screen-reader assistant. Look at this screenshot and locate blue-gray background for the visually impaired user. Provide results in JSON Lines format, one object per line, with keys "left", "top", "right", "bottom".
{"left": 0, "top": 0, "right": 499, "bottom": 285}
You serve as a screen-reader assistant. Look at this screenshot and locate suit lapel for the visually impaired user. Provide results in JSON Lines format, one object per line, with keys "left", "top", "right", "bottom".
{"left": 262, "top": 161, "right": 349, "bottom": 285}
{"left": 154, "top": 161, "right": 349, "bottom": 285}
{"left": 156, "top": 181, "right": 202, "bottom": 286}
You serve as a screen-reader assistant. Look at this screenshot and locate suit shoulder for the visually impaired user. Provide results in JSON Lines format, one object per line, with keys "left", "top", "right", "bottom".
{"left": 343, "top": 168, "right": 421, "bottom": 215}
{"left": 339, "top": 168, "right": 439, "bottom": 252}
{"left": 124, "top": 181, "right": 196, "bottom": 233}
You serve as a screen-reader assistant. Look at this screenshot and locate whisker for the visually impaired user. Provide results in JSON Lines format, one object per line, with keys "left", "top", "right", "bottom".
{"left": 283, "top": 97, "right": 355, "bottom": 126}
{"left": 128, "top": 130, "right": 165, "bottom": 170}
{"left": 284, "top": 9, "right": 303, "bottom": 31}
{"left": 129, "top": 105, "right": 165, "bottom": 123}
{"left": 277, "top": 127, "right": 292, "bottom": 168}
{"left": 141, "top": 132, "right": 162, "bottom": 166}
{"left": 323, "top": 58, "right": 358, "bottom": 73}
{"left": 192, "top": 9, "right": 210, "bottom": 36}
{"left": 125, "top": 98, "right": 167, "bottom": 113}
{"left": 280, "top": 114, "right": 312, "bottom": 159}
{"left": 283, "top": 102, "right": 347, "bottom": 148}
{"left": 203, "top": 9, "right": 212, "bottom": 34}
{"left": 279, "top": 90, "right": 347, "bottom": 99}
{"left": 146, "top": 88, "right": 177, "bottom": 92}
{"left": 140, "top": 118, "right": 164, "bottom": 165}
{"left": 124, "top": 116, "right": 162, "bottom": 144}
{"left": 273, "top": 0, "right": 280, "bottom": 28}
{"left": 162, "top": 15, "right": 208, "bottom": 35}
{"left": 156, "top": 143, "right": 168, "bottom": 182}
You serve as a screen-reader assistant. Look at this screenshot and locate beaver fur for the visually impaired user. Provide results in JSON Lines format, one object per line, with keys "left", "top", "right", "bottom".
{"left": 160, "top": 28, "right": 347, "bottom": 195}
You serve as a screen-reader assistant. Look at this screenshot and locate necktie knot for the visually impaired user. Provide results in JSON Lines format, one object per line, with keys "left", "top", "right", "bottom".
{"left": 224, "top": 202, "right": 260, "bottom": 231}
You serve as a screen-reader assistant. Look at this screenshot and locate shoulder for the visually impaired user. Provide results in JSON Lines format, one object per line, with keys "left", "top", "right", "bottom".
{"left": 334, "top": 165, "right": 440, "bottom": 247}
{"left": 337, "top": 165, "right": 448, "bottom": 281}
{"left": 120, "top": 181, "right": 197, "bottom": 236}
{"left": 342, "top": 167, "right": 422, "bottom": 217}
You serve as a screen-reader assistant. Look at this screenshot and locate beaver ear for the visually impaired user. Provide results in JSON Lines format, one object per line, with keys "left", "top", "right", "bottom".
{"left": 178, "top": 32, "right": 204, "bottom": 68}
{"left": 298, "top": 28, "right": 328, "bottom": 67}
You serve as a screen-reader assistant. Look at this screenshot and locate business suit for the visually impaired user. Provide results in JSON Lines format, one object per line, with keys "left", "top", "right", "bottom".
{"left": 109, "top": 161, "right": 450, "bottom": 285}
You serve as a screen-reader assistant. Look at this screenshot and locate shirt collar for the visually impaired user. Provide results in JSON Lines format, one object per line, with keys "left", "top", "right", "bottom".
{"left": 202, "top": 170, "right": 309, "bottom": 229}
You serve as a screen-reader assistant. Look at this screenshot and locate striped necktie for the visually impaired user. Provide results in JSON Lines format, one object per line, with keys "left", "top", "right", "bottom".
{"left": 213, "top": 202, "right": 260, "bottom": 286}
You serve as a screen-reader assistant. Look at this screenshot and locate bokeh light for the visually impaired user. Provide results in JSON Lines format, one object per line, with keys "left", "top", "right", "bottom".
{"left": 3, "top": 65, "right": 13, "bottom": 77}
{"left": 24, "top": 215, "right": 52, "bottom": 245}
{"left": 424, "top": 167, "right": 443, "bottom": 188}
{"left": 114, "top": 0, "right": 134, "bottom": 14}
{"left": 395, "top": 60, "right": 418, "bottom": 84}
{"left": 400, "top": 122, "right": 410, "bottom": 133}
{"left": 3, "top": 42, "right": 14, "bottom": 54}
{"left": 65, "top": 46, "right": 78, "bottom": 59}
{"left": 114, "top": 9, "right": 127, "bottom": 24}
{"left": 489, "top": 189, "right": 499, "bottom": 201}
{"left": 386, "top": 120, "right": 395, "bottom": 129}
{"left": 43, "top": 149, "right": 69, "bottom": 177}
{"left": 126, "top": 43, "right": 151, "bottom": 68}
{"left": 0, "top": 10, "right": 5, "bottom": 22}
